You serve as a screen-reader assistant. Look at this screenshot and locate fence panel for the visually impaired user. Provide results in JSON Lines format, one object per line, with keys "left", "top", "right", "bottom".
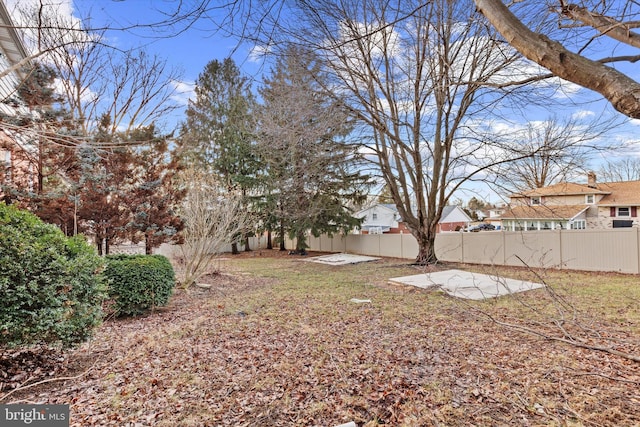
{"left": 460, "top": 232, "right": 506, "bottom": 265}
{"left": 560, "top": 229, "right": 639, "bottom": 274}
{"left": 322, "top": 234, "right": 346, "bottom": 252}
{"left": 434, "top": 233, "right": 463, "bottom": 262}
{"left": 158, "top": 228, "right": 640, "bottom": 274}
{"left": 377, "top": 234, "right": 404, "bottom": 258}
{"left": 401, "top": 233, "right": 420, "bottom": 260}
{"left": 345, "top": 234, "right": 382, "bottom": 256}
{"left": 308, "top": 235, "right": 321, "bottom": 251}
{"left": 503, "top": 231, "right": 561, "bottom": 268}
{"left": 110, "top": 244, "right": 146, "bottom": 255}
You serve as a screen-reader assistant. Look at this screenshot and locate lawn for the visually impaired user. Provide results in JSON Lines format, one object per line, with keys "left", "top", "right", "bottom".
{"left": 3, "top": 251, "right": 640, "bottom": 426}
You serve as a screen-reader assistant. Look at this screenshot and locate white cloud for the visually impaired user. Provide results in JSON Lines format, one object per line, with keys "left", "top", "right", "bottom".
{"left": 170, "top": 79, "right": 195, "bottom": 106}
{"left": 248, "top": 44, "right": 272, "bottom": 63}
{"left": 571, "top": 110, "right": 596, "bottom": 120}
{"left": 5, "top": 0, "right": 74, "bottom": 20}
{"left": 5, "top": 0, "right": 108, "bottom": 90}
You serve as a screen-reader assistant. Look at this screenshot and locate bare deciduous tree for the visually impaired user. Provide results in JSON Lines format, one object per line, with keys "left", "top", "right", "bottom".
{"left": 11, "top": 1, "right": 182, "bottom": 138}
{"left": 9, "top": 1, "right": 640, "bottom": 121}
{"left": 177, "top": 171, "right": 251, "bottom": 288}
{"left": 491, "top": 115, "right": 618, "bottom": 193}
{"left": 259, "top": 0, "right": 558, "bottom": 264}
{"left": 598, "top": 157, "right": 640, "bottom": 182}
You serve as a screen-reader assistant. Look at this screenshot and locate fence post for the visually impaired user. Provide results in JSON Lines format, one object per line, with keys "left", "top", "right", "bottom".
{"left": 637, "top": 228, "right": 640, "bottom": 274}
{"left": 502, "top": 230, "right": 506, "bottom": 266}
{"left": 558, "top": 229, "right": 563, "bottom": 270}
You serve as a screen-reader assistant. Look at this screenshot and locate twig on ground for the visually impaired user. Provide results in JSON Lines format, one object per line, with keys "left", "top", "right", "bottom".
{"left": 479, "top": 310, "right": 640, "bottom": 363}
{"left": 1, "top": 362, "right": 96, "bottom": 404}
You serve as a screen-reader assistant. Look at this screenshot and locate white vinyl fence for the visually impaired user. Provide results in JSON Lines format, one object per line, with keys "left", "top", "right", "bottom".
{"left": 150, "top": 228, "right": 640, "bottom": 274}
{"left": 306, "top": 229, "right": 640, "bottom": 274}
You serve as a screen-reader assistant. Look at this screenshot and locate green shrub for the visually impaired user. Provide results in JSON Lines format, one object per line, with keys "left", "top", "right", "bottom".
{"left": 104, "top": 254, "right": 175, "bottom": 317}
{"left": 0, "top": 203, "right": 106, "bottom": 348}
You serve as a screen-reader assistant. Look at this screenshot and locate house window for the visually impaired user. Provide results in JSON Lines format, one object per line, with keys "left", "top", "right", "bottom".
{"left": 512, "top": 221, "right": 525, "bottom": 231}
{"left": 618, "top": 207, "right": 630, "bottom": 217}
{"left": 372, "top": 213, "right": 378, "bottom": 220}
{"left": 585, "top": 194, "right": 594, "bottom": 204}
{"left": 613, "top": 220, "right": 633, "bottom": 228}
{"left": 570, "top": 220, "right": 586, "bottom": 230}
{"left": 530, "top": 196, "right": 541, "bottom": 205}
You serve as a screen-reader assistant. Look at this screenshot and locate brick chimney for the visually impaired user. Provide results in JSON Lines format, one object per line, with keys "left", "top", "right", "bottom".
{"left": 587, "top": 171, "right": 597, "bottom": 188}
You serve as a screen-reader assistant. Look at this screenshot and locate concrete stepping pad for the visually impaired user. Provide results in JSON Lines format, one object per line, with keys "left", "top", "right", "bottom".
{"left": 389, "top": 269, "right": 544, "bottom": 300}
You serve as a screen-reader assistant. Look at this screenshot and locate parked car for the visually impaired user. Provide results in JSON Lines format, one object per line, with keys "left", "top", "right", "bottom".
{"left": 468, "top": 223, "right": 495, "bottom": 232}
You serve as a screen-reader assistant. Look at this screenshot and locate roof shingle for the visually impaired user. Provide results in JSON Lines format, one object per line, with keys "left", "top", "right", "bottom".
{"left": 595, "top": 181, "right": 640, "bottom": 206}
{"left": 511, "top": 180, "right": 640, "bottom": 206}
{"left": 512, "top": 182, "right": 608, "bottom": 197}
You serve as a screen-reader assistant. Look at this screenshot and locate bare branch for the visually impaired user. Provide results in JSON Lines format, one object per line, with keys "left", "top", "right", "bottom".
{"left": 177, "top": 171, "right": 252, "bottom": 288}
{"left": 0, "top": 360, "right": 96, "bottom": 404}
{"left": 475, "top": 0, "right": 640, "bottom": 119}
{"left": 562, "top": 4, "right": 640, "bottom": 49}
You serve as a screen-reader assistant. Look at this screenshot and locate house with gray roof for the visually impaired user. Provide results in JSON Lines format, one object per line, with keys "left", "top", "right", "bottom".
{"left": 354, "top": 203, "right": 471, "bottom": 234}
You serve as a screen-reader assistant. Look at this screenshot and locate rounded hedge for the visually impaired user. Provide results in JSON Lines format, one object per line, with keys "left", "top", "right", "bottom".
{"left": 0, "top": 203, "right": 106, "bottom": 348}
{"left": 104, "top": 254, "right": 175, "bottom": 317}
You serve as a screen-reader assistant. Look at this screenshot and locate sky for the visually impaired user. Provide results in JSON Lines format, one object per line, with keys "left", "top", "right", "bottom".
{"left": 7, "top": 0, "right": 264, "bottom": 130}
{"left": 69, "top": 0, "right": 263, "bottom": 76}
{"left": 71, "top": 0, "right": 266, "bottom": 125}
{"left": 5, "top": 0, "right": 640, "bottom": 204}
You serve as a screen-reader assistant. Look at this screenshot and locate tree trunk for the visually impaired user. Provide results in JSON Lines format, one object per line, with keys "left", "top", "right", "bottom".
{"left": 95, "top": 235, "right": 103, "bottom": 256}
{"left": 145, "top": 234, "right": 153, "bottom": 255}
{"left": 231, "top": 241, "right": 239, "bottom": 255}
{"left": 412, "top": 226, "right": 438, "bottom": 265}
{"left": 243, "top": 234, "right": 251, "bottom": 251}
{"left": 279, "top": 221, "right": 286, "bottom": 251}
{"left": 37, "top": 139, "right": 44, "bottom": 194}
{"left": 295, "top": 230, "right": 307, "bottom": 254}
{"left": 267, "top": 230, "right": 273, "bottom": 250}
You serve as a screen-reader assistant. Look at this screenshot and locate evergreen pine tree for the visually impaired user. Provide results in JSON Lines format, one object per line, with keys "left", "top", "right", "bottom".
{"left": 257, "top": 45, "right": 371, "bottom": 252}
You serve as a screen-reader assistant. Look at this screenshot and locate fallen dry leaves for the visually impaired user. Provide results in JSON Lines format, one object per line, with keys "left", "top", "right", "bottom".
{"left": 2, "top": 251, "right": 639, "bottom": 426}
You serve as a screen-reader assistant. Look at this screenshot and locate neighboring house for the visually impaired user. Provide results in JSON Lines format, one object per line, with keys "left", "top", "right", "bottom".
{"left": 475, "top": 209, "right": 488, "bottom": 221}
{"left": 497, "top": 172, "right": 640, "bottom": 231}
{"left": 487, "top": 204, "right": 506, "bottom": 228}
{"left": 0, "top": 0, "right": 32, "bottom": 200}
{"left": 354, "top": 203, "right": 408, "bottom": 234}
{"left": 438, "top": 205, "right": 472, "bottom": 232}
{"left": 355, "top": 203, "right": 470, "bottom": 234}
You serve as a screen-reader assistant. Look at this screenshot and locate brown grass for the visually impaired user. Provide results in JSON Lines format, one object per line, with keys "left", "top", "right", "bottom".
{"left": 4, "top": 250, "right": 640, "bottom": 426}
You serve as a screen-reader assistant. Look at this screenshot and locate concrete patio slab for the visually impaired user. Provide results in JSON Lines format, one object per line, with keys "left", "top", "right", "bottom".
{"left": 389, "top": 269, "right": 544, "bottom": 300}
{"left": 306, "top": 253, "right": 380, "bottom": 266}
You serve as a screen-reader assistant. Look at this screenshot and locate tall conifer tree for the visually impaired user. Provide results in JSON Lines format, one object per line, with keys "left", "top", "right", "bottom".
{"left": 177, "top": 58, "right": 257, "bottom": 253}
{"left": 256, "top": 45, "right": 371, "bottom": 252}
